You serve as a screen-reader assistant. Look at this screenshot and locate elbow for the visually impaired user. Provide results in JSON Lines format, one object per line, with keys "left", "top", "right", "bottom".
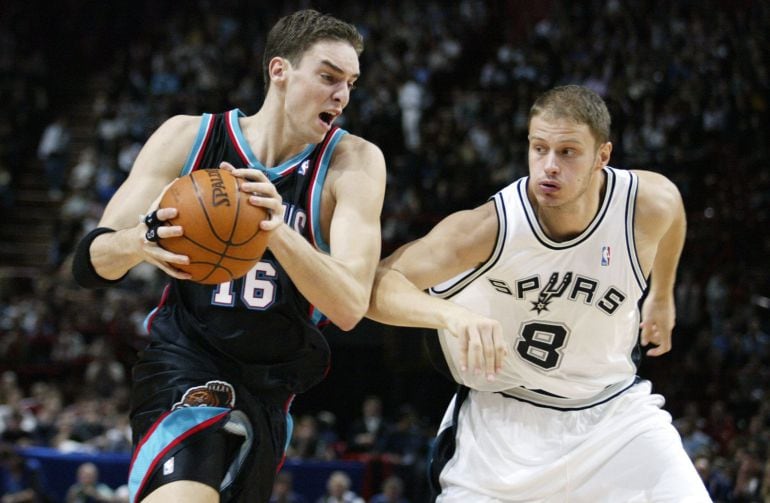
{"left": 334, "top": 315, "right": 363, "bottom": 332}
{"left": 329, "top": 296, "right": 369, "bottom": 332}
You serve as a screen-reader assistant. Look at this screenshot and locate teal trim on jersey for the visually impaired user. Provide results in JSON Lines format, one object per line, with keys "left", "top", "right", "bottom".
{"left": 284, "top": 413, "right": 294, "bottom": 453}
{"left": 181, "top": 114, "right": 214, "bottom": 175}
{"left": 129, "top": 407, "right": 229, "bottom": 503}
{"left": 310, "top": 307, "right": 327, "bottom": 326}
{"left": 310, "top": 128, "right": 347, "bottom": 253}
{"left": 142, "top": 307, "right": 157, "bottom": 334}
{"left": 228, "top": 109, "right": 315, "bottom": 180}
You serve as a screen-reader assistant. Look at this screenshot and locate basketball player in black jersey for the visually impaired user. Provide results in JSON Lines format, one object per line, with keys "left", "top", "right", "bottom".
{"left": 72, "top": 10, "right": 385, "bottom": 503}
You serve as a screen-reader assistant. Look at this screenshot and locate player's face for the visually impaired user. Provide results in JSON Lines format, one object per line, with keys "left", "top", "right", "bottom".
{"left": 527, "top": 116, "right": 610, "bottom": 209}
{"left": 284, "top": 40, "right": 360, "bottom": 142}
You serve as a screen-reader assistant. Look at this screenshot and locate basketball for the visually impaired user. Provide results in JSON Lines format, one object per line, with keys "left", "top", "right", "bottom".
{"left": 158, "top": 168, "right": 269, "bottom": 284}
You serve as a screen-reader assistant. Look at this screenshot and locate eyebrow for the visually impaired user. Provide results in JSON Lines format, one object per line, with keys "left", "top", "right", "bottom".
{"left": 529, "top": 135, "right": 584, "bottom": 145}
{"left": 320, "top": 59, "right": 360, "bottom": 79}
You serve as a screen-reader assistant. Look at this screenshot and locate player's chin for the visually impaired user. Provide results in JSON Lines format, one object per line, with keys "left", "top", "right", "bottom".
{"left": 534, "top": 194, "right": 562, "bottom": 208}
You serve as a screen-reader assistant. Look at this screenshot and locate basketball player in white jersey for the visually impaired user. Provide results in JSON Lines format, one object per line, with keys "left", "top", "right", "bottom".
{"left": 368, "top": 85, "right": 711, "bottom": 502}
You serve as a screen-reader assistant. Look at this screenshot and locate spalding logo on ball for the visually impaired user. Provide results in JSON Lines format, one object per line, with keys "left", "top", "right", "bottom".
{"left": 158, "top": 169, "right": 269, "bottom": 284}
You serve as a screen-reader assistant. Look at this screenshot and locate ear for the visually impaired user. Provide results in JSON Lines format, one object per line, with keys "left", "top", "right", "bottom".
{"left": 268, "top": 57, "right": 290, "bottom": 87}
{"left": 596, "top": 141, "right": 612, "bottom": 169}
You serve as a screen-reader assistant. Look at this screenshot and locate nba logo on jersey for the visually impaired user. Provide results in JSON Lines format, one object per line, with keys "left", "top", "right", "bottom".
{"left": 298, "top": 160, "right": 309, "bottom": 175}
{"left": 601, "top": 246, "right": 611, "bottom": 266}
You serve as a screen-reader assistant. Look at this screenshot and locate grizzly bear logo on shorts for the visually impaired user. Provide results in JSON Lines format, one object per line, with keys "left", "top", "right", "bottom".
{"left": 172, "top": 380, "right": 236, "bottom": 410}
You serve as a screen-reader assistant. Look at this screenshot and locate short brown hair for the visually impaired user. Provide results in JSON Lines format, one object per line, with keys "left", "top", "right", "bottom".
{"left": 262, "top": 9, "right": 364, "bottom": 92}
{"left": 529, "top": 85, "right": 611, "bottom": 145}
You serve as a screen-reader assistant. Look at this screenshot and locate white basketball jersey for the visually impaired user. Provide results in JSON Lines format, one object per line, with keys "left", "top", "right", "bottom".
{"left": 431, "top": 167, "right": 647, "bottom": 405}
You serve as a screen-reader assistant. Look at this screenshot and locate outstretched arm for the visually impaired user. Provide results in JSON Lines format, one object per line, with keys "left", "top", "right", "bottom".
{"left": 634, "top": 170, "right": 687, "bottom": 356}
{"left": 368, "top": 201, "right": 508, "bottom": 379}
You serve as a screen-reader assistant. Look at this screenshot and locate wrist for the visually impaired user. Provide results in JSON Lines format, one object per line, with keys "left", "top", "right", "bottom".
{"left": 266, "top": 221, "right": 292, "bottom": 252}
{"left": 72, "top": 227, "right": 129, "bottom": 288}
{"left": 92, "top": 228, "right": 142, "bottom": 279}
{"left": 646, "top": 290, "right": 674, "bottom": 301}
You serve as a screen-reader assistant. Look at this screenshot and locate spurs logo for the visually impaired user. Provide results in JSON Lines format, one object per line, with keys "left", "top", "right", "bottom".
{"left": 530, "top": 272, "right": 573, "bottom": 314}
{"left": 172, "top": 380, "right": 236, "bottom": 410}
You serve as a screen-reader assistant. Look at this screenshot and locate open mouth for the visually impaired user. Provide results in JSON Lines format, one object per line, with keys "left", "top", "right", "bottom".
{"left": 319, "top": 112, "right": 334, "bottom": 126}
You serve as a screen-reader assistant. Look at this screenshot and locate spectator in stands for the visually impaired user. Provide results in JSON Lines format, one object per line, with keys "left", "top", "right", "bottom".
{"left": 316, "top": 471, "right": 363, "bottom": 503}
{"left": 65, "top": 462, "right": 114, "bottom": 503}
{"left": 0, "top": 411, "right": 33, "bottom": 446}
{"left": 397, "top": 78, "right": 425, "bottom": 152}
{"left": 112, "top": 485, "right": 129, "bottom": 503}
{"left": 269, "top": 471, "right": 307, "bottom": 503}
{"left": 675, "top": 416, "right": 714, "bottom": 460}
{"left": 704, "top": 400, "right": 737, "bottom": 456}
{"left": 696, "top": 455, "right": 734, "bottom": 502}
{"left": 36, "top": 114, "right": 71, "bottom": 201}
{"left": 315, "top": 411, "right": 342, "bottom": 460}
{"left": 347, "top": 396, "right": 386, "bottom": 454}
{"left": 50, "top": 318, "right": 88, "bottom": 363}
{"left": 0, "top": 372, "right": 23, "bottom": 435}
{"left": 288, "top": 415, "right": 322, "bottom": 461}
{"left": 375, "top": 405, "right": 428, "bottom": 502}
{"left": 83, "top": 340, "right": 125, "bottom": 398}
{"left": 0, "top": 443, "right": 50, "bottom": 503}
{"left": 377, "top": 405, "right": 426, "bottom": 467}
{"left": 368, "top": 475, "right": 409, "bottom": 503}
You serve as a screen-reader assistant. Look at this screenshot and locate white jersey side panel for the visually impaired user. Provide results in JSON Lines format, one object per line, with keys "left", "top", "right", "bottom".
{"left": 431, "top": 167, "right": 647, "bottom": 403}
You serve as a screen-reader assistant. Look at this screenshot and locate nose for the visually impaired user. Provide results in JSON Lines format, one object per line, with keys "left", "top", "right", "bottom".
{"left": 332, "top": 82, "right": 350, "bottom": 108}
{"left": 543, "top": 152, "right": 559, "bottom": 175}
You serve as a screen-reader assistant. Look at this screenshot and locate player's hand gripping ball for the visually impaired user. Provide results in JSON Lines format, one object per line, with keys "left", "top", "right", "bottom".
{"left": 158, "top": 168, "right": 269, "bottom": 284}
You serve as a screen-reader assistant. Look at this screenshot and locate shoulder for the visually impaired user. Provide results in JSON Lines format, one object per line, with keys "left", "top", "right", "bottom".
{"left": 421, "top": 199, "right": 498, "bottom": 271}
{"left": 155, "top": 114, "right": 205, "bottom": 140}
{"left": 335, "top": 133, "right": 384, "bottom": 162}
{"left": 632, "top": 169, "right": 683, "bottom": 218}
{"left": 453, "top": 199, "right": 499, "bottom": 247}
{"left": 136, "top": 114, "right": 208, "bottom": 174}
{"left": 145, "top": 114, "right": 206, "bottom": 156}
{"left": 327, "top": 133, "right": 386, "bottom": 185}
{"left": 631, "top": 169, "right": 685, "bottom": 238}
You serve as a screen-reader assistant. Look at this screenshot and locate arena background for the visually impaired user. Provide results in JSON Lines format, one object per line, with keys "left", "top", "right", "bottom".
{"left": 1, "top": 0, "right": 768, "bottom": 501}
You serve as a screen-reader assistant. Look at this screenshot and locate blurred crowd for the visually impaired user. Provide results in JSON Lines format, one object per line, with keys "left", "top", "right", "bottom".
{"left": 1, "top": 0, "right": 770, "bottom": 501}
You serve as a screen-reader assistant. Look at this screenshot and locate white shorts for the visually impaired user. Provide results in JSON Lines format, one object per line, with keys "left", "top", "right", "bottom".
{"left": 434, "top": 381, "right": 711, "bottom": 503}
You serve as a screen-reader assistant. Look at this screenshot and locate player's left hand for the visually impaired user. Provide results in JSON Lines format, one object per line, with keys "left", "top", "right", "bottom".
{"left": 446, "top": 310, "right": 508, "bottom": 381}
{"left": 640, "top": 295, "right": 675, "bottom": 356}
{"left": 220, "top": 161, "right": 285, "bottom": 231}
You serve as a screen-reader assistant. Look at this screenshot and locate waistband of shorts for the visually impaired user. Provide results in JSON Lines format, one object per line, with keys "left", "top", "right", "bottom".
{"left": 497, "top": 376, "right": 641, "bottom": 411}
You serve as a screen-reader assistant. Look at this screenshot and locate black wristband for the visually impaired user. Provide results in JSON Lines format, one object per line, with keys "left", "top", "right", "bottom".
{"left": 71, "top": 227, "right": 129, "bottom": 288}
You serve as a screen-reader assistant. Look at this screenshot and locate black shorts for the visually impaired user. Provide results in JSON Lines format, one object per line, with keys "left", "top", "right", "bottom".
{"left": 142, "top": 419, "right": 242, "bottom": 493}
{"left": 129, "top": 345, "right": 293, "bottom": 503}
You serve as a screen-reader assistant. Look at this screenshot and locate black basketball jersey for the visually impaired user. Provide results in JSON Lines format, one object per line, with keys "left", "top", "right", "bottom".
{"left": 144, "top": 109, "right": 347, "bottom": 394}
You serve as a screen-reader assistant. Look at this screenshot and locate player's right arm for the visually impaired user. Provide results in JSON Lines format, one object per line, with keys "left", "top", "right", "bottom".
{"left": 367, "top": 201, "right": 508, "bottom": 378}
{"left": 87, "top": 115, "right": 201, "bottom": 281}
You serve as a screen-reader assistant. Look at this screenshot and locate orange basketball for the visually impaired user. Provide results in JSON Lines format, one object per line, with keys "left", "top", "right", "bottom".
{"left": 158, "top": 169, "right": 269, "bottom": 284}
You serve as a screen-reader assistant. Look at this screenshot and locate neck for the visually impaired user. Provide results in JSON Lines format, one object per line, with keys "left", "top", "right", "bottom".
{"left": 241, "top": 100, "right": 310, "bottom": 168}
